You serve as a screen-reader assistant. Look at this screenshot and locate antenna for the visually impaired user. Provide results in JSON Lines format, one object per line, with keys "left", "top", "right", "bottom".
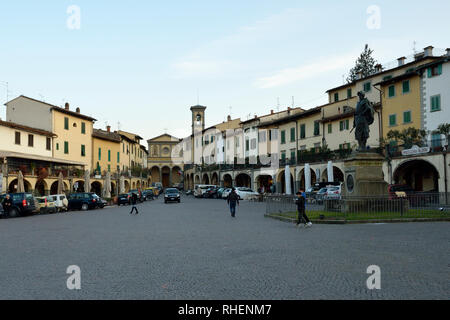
{"left": 277, "top": 97, "right": 280, "bottom": 112}
{"left": 117, "top": 121, "right": 121, "bottom": 131}
{"left": 292, "top": 96, "right": 295, "bottom": 108}
{"left": 413, "top": 41, "right": 418, "bottom": 54}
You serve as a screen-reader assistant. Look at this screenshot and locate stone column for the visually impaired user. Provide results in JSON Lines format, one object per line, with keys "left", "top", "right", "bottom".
{"left": 305, "top": 163, "right": 311, "bottom": 191}
{"left": 327, "top": 161, "right": 334, "bottom": 182}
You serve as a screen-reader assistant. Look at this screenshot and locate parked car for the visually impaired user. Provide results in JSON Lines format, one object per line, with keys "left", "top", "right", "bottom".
{"left": 185, "top": 189, "right": 194, "bottom": 196}
{"left": 68, "top": 193, "right": 104, "bottom": 211}
{"left": 315, "top": 188, "right": 329, "bottom": 204}
{"left": 0, "top": 194, "right": 5, "bottom": 218}
{"left": 164, "top": 188, "right": 181, "bottom": 203}
{"left": 216, "top": 188, "right": 225, "bottom": 199}
{"left": 118, "top": 193, "right": 131, "bottom": 206}
{"left": 235, "top": 187, "right": 260, "bottom": 200}
{"left": 203, "top": 187, "right": 220, "bottom": 199}
{"left": 142, "top": 189, "right": 154, "bottom": 201}
{"left": 221, "top": 188, "right": 232, "bottom": 199}
{"left": 146, "top": 187, "right": 159, "bottom": 197}
{"left": 388, "top": 184, "right": 415, "bottom": 199}
{"left": 36, "top": 196, "right": 58, "bottom": 214}
{"left": 194, "top": 185, "right": 217, "bottom": 198}
{"left": 48, "top": 194, "right": 68, "bottom": 212}
{"left": 1, "top": 193, "right": 37, "bottom": 218}
{"left": 324, "top": 185, "right": 342, "bottom": 200}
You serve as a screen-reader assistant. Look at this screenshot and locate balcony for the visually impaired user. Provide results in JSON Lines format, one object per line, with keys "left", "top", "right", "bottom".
{"left": 385, "top": 138, "right": 449, "bottom": 158}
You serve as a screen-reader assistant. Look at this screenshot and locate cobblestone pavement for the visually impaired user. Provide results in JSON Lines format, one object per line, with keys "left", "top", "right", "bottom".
{"left": 0, "top": 196, "right": 448, "bottom": 300}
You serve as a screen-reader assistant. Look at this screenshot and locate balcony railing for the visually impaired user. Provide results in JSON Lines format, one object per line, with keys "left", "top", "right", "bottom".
{"left": 385, "top": 138, "right": 448, "bottom": 158}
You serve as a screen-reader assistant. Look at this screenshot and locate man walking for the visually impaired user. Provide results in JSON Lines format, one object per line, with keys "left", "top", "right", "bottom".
{"left": 130, "top": 192, "right": 139, "bottom": 215}
{"left": 227, "top": 188, "right": 240, "bottom": 218}
{"left": 2, "top": 194, "right": 12, "bottom": 218}
{"left": 296, "top": 190, "right": 312, "bottom": 227}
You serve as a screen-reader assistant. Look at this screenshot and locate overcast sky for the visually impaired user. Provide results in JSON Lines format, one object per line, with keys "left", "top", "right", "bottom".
{"left": 0, "top": 0, "right": 448, "bottom": 141}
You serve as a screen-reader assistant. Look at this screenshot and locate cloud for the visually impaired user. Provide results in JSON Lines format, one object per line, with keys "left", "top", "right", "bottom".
{"left": 254, "top": 52, "right": 358, "bottom": 89}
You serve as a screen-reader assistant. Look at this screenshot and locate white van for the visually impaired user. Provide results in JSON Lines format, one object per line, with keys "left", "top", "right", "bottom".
{"left": 49, "top": 194, "right": 68, "bottom": 212}
{"left": 194, "top": 185, "right": 217, "bottom": 198}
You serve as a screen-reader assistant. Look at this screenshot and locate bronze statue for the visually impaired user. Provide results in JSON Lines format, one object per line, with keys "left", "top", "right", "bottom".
{"left": 353, "top": 91, "right": 375, "bottom": 151}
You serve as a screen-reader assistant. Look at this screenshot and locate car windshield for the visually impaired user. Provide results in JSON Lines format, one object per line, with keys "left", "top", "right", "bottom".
{"left": 166, "top": 189, "right": 178, "bottom": 194}
{"left": 318, "top": 188, "right": 328, "bottom": 193}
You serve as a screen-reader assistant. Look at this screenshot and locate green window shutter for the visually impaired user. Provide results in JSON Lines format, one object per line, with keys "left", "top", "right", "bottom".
{"left": 64, "top": 141, "right": 69, "bottom": 154}
{"left": 389, "top": 114, "right": 396, "bottom": 126}
{"left": 108, "top": 150, "right": 111, "bottom": 162}
{"left": 427, "top": 68, "right": 432, "bottom": 78}
{"left": 98, "top": 148, "right": 101, "bottom": 160}
{"left": 347, "top": 143, "right": 351, "bottom": 149}
{"left": 388, "top": 85, "right": 395, "bottom": 97}
{"left": 403, "top": 111, "right": 411, "bottom": 123}
{"left": 314, "top": 122, "right": 319, "bottom": 136}
{"left": 334, "top": 93, "right": 339, "bottom": 102}
{"left": 81, "top": 122, "right": 86, "bottom": 134}
{"left": 345, "top": 119, "right": 349, "bottom": 130}
{"left": 290, "top": 150, "right": 296, "bottom": 160}
{"left": 117, "top": 152, "right": 120, "bottom": 163}
{"left": 431, "top": 96, "right": 441, "bottom": 112}
{"left": 340, "top": 121, "right": 343, "bottom": 131}
{"left": 281, "top": 131, "right": 286, "bottom": 144}
{"left": 281, "top": 152, "right": 286, "bottom": 160}
{"left": 108, "top": 165, "right": 111, "bottom": 172}
{"left": 402, "top": 80, "right": 410, "bottom": 93}
{"left": 290, "top": 127, "right": 295, "bottom": 142}
{"left": 437, "top": 64, "right": 442, "bottom": 75}
{"left": 347, "top": 89, "right": 352, "bottom": 99}
{"left": 81, "top": 145, "right": 85, "bottom": 157}
{"left": 300, "top": 125, "right": 305, "bottom": 139}
{"left": 328, "top": 123, "right": 332, "bottom": 134}
{"left": 56, "top": 143, "right": 59, "bottom": 151}
{"left": 64, "top": 117, "right": 69, "bottom": 130}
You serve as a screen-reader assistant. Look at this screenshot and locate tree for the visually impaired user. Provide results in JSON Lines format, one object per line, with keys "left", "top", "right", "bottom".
{"left": 435, "top": 123, "right": 450, "bottom": 147}
{"left": 386, "top": 128, "right": 427, "bottom": 148}
{"left": 347, "top": 44, "right": 379, "bottom": 83}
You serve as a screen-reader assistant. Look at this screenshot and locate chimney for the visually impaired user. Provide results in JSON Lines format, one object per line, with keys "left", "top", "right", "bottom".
{"left": 227, "top": 115, "right": 231, "bottom": 122}
{"left": 270, "top": 110, "right": 274, "bottom": 115}
{"left": 375, "top": 64, "right": 383, "bottom": 72}
{"left": 424, "top": 46, "right": 434, "bottom": 57}
{"left": 64, "top": 103, "right": 69, "bottom": 110}
{"left": 254, "top": 115, "right": 257, "bottom": 119}
{"left": 76, "top": 107, "right": 80, "bottom": 113}
{"left": 397, "top": 57, "right": 406, "bottom": 67}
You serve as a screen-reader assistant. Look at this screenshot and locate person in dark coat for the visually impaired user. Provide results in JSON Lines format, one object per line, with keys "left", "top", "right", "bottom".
{"left": 130, "top": 192, "right": 139, "bottom": 214}
{"left": 296, "top": 190, "right": 312, "bottom": 227}
{"left": 2, "top": 194, "right": 12, "bottom": 218}
{"left": 227, "top": 188, "right": 240, "bottom": 218}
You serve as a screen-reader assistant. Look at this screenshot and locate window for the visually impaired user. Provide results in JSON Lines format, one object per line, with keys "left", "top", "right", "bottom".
{"left": 81, "top": 122, "right": 86, "bottom": 134}
{"left": 281, "top": 151, "right": 286, "bottom": 160}
{"left": 281, "top": 130, "right": 286, "bottom": 144}
{"left": 81, "top": 145, "right": 86, "bottom": 157}
{"left": 389, "top": 114, "right": 397, "bottom": 126}
{"left": 403, "top": 111, "right": 411, "bottom": 124}
{"left": 250, "top": 139, "right": 257, "bottom": 150}
{"left": 388, "top": 85, "right": 396, "bottom": 98}
{"left": 290, "top": 149, "right": 296, "bottom": 161}
{"left": 339, "top": 143, "right": 351, "bottom": 150}
{"left": 428, "top": 64, "right": 442, "bottom": 78}
{"left": 46, "top": 137, "right": 51, "bottom": 150}
{"left": 334, "top": 92, "right": 339, "bottom": 102}
{"left": 15, "top": 131, "right": 20, "bottom": 145}
{"left": 117, "top": 152, "right": 120, "bottom": 163}
{"left": 300, "top": 124, "right": 306, "bottom": 139}
{"left": 108, "top": 164, "right": 111, "bottom": 172}
{"left": 431, "top": 95, "right": 441, "bottom": 112}
{"left": 340, "top": 119, "right": 350, "bottom": 131}
{"left": 56, "top": 143, "right": 59, "bottom": 151}
{"left": 258, "top": 131, "right": 266, "bottom": 143}
{"left": 313, "top": 122, "right": 320, "bottom": 136}
{"left": 290, "top": 127, "right": 295, "bottom": 142}
{"left": 98, "top": 148, "right": 102, "bottom": 160}
{"left": 402, "top": 80, "right": 410, "bottom": 94}
{"left": 328, "top": 123, "right": 332, "bottom": 134}
{"left": 28, "top": 134, "right": 34, "bottom": 147}
{"left": 245, "top": 139, "right": 250, "bottom": 151}
{"left": 108, "top": 150, "right": 111, "bottom": 162}
{"left": 347, "top": 88, "right": 352, "bottom": 99}
{"left": 64, "top": 117, "right": 69, "bottom": 130}
{"left": 431, "top": 134, "right": 442, "bottom": 148}
{"left": 64, "top": 141, "right": 69, "bottom": 154}
{"left": 363, "top": 82, "right": 371, "bottom": 92}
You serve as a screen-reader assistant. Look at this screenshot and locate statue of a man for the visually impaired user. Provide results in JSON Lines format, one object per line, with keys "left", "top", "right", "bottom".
{"left": 353, "top": 91, "right": 375, "bottom": 151}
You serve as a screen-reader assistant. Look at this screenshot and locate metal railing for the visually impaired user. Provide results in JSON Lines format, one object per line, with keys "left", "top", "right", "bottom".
{"left": 265, "top": 193, "right": 450, "bottom": 221}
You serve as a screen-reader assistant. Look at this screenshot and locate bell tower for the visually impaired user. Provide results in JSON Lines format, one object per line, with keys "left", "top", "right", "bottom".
{"left": 190, "top": 105, "right": 207, "bottom": 135}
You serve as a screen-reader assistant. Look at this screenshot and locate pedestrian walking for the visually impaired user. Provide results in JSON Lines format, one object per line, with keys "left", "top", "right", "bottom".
{"left": 227, "top": 188, "right": 240, "bottom": 218}
{"left": 130, "top": 192, "right": 139, "bottom": 214}
{"left": 2, "top": 194, "right": 12, "bottom": 218}
{"left": 296, "top": 190, "right": 312, "bottom": 227}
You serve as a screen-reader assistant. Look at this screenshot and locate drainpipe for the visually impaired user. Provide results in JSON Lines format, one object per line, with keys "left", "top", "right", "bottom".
{"left": 444, "top": 152, "right": 448, "bottom": 204}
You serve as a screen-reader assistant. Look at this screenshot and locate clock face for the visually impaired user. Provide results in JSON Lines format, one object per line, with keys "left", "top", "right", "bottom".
{"left": 346, "top": 174, "right": 354, "bottom": 193}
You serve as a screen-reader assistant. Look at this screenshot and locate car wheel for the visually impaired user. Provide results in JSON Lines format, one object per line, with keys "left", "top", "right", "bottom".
{"left": 9, "top": 208, "right": 19, "bottom": 218}
{"left": 81, "top": 203, "right": 89, "bottom": 211}
{"left": 178, "top": 199, "right": 181, "bottom": 203}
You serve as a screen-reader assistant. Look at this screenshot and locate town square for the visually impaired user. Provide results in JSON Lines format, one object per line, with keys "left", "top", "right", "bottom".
{"left": 0, "top": 1, "right": 449, "bottom": 303}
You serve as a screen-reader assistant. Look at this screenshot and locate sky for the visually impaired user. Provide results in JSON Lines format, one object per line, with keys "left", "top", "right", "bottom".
{"left": 0, "top": 0, "right": 449, "bottom": 142}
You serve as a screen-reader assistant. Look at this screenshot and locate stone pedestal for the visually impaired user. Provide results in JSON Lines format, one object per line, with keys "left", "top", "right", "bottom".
{"left": 342, "top": 151, "right": 388, "bottom": 197}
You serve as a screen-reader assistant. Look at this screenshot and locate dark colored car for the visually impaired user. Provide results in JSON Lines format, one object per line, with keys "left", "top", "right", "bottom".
{"left": 142, "top": 189, "right": 154, "bottom": 201}
{"left": 164, "top": 188, "right": 181, "bottom": 203}
{"left": 216, "top": 188, "right": 225, "bottom": 199}
{"left": 0, "top": 194, "right": 6, "bottom": 218}
{"left": 129, "top": 189, "right": 144, "bottom": 202}
{"left": 203, "top": 187, "right": 219, "bottom": 199}
{"left": 1, "top": 193, "right": 37, "bottom": 218}
{"left": 118, "top": 193, "right": 131, "bottom": 205}
{"left": 68, "top": 193, "right": 104, "bottom": 211}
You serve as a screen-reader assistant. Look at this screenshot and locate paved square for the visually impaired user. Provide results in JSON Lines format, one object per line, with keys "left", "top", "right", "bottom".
{"left": 0, "top": 196, "right": 448, "bottom": 300}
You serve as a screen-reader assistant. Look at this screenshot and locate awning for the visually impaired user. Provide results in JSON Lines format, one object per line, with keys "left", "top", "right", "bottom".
{"left": 0, "top": 150, "right": 86, "bottom": 166}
